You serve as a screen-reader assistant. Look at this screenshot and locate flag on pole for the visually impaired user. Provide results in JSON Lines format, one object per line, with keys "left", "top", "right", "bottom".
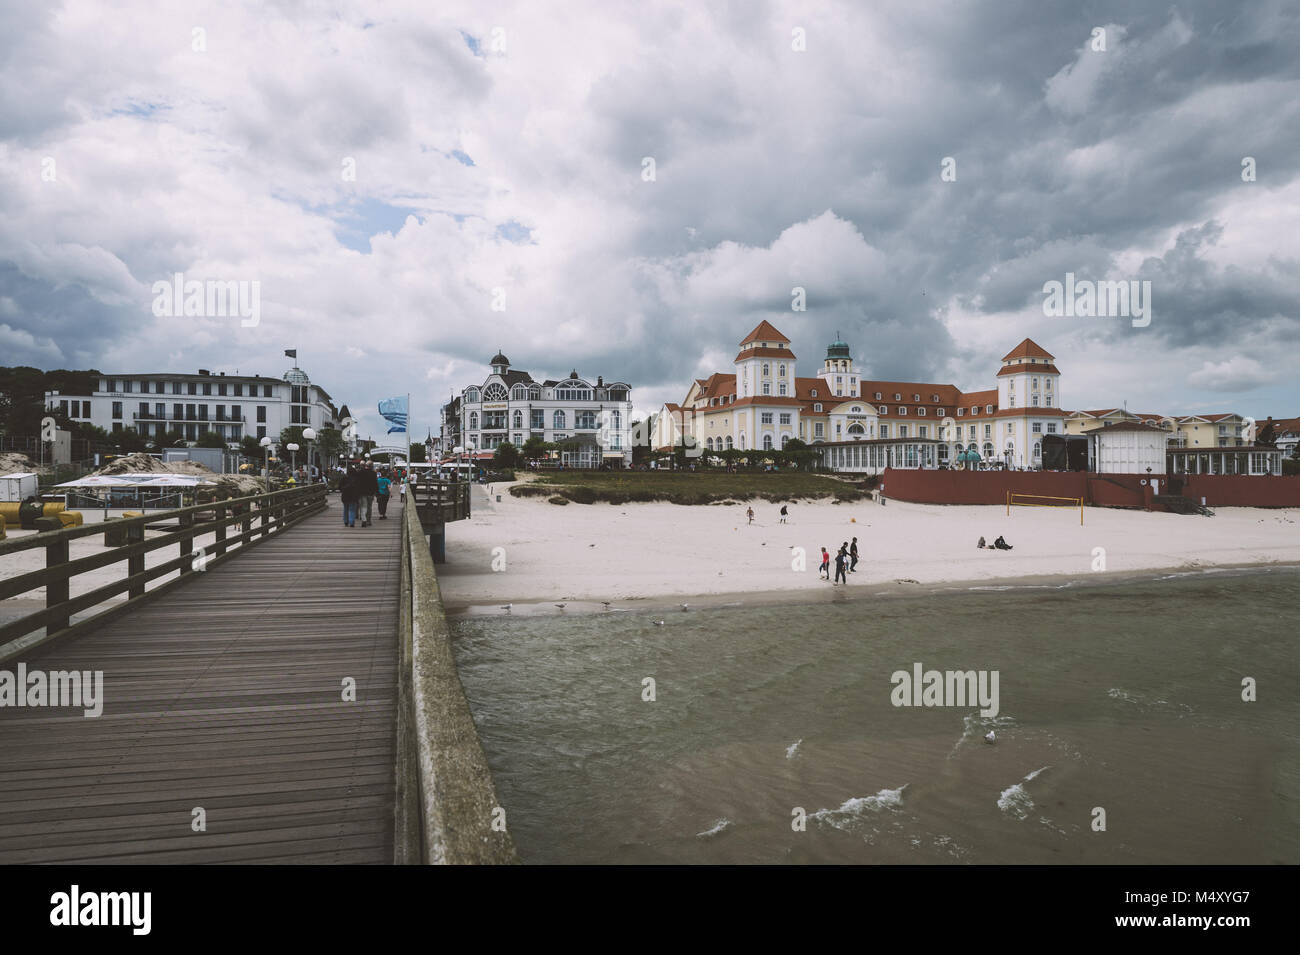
{"left": 378, "top": 395, "right": 408, "bottom": 434}
{"left": 285, "top": 349, "right": 297, "bottom": 359}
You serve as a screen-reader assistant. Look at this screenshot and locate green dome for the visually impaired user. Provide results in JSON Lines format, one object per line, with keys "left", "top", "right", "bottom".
{"left": 826, "top": 335, "right": 851, "bottom": 359}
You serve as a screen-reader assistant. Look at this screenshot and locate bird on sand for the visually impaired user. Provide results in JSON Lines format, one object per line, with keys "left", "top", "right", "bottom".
{"left": 680, "top": 603, "right": 689, "bottom": 611}
{"left": 984, "top": 731, "right": 996, "bottom": 744}
{"left": 500, "top": 604, "right": 512, "bottom": 613}
{"left": 653, "top": 620, "right": 665, "bottom": 626}
{"left": 554, "top": 603, "right": 566, "bottom": 609}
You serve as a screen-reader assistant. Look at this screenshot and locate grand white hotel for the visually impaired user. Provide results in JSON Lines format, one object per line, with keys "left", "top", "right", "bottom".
{"left": 655, "top": 321, "right": 1069, "bottom": 472}
{"left": 440, "top": 352, "right": 633, "bottom": 468}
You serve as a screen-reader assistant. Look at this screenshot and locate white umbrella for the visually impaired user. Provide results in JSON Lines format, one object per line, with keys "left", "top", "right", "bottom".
{"left": 133, "top": 475, "right": 215, "bottom": 487}
{"left": 54, "top": 475, "right": 138, "bottom": 488}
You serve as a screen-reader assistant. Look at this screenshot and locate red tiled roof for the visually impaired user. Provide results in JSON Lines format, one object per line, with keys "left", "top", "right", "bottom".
{"left": 997, "top": 363, "right": 1060, "bottom": 376}
{"left": 993, "top": 407, "right": 1068, "bottom": 418}
{"left": 1000, "top": 338, "right": 1055, "bottom": 361}
{"left": 739, "top": 320, "right": 790, "bottom": 345}
{"left": 735, "top": 346, "right": 797, "bottom": 361}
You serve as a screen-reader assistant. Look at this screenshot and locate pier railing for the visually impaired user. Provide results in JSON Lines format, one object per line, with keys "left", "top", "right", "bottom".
{"left": 0, "top": 483, "right": 326, "bottom": 664}
{"left": 395, "top": 495, "right": 516, "bottom": 864}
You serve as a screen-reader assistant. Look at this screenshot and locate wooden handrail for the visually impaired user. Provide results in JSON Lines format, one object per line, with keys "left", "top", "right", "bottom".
{"left": 0, "top": 483, "right": 326, "bottom": 663}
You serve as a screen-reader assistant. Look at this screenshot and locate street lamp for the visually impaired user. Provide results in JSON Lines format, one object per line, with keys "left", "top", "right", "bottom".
{"left": 259, "top": 436, "right": 273, "bottom": 492}
{"left": 303, "top": 428, "right": 316, "bottom": 482}
{"left": 287, "top": 442, "right": 299, "bottom": 480}
{"left": 453, "top": 445, "right": 464, "bottom": 483}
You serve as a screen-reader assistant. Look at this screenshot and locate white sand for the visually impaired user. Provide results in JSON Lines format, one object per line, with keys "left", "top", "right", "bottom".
{"left": 438, "top": 484, "right": 1300, "bottom": 611}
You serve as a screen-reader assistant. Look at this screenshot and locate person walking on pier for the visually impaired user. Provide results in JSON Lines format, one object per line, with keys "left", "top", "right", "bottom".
{"left": 359, "top": 463, "right": 378, "bottom": 527}
{"left": 376, "top": 471, "right": 392, "bottom": 519}
{"left": 340, "top": 465, "right": 360, "bottom": 527}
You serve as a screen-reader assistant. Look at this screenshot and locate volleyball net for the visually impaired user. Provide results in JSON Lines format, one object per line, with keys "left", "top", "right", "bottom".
{"left": 1006, "top": 491, "right": 1084, "bottom": 525}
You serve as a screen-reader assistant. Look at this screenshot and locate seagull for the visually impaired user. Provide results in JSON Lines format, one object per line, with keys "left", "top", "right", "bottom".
{"left": 680, "top": 603, "right": 689, "bottom": 611}
{"left": 653, "top": 620, "right": 665, "bottom": 626}
{"left": 589, "top": 543, "right": 596, "bottom": 547}
{"left": 601, "top": 601, "right": 612, "bottom": 610}
{"left": 984, "top": 731, "right": 996, "bottom": 744}
{"left": 554, "top": 603, "right": 566, "bottom": 609}
{"left": 500, "top": 604, "right": 512, "bottom": 613}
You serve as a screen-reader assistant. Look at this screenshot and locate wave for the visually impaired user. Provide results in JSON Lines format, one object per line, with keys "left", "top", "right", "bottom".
{"left": 786, "top": 739, "right": 802, "bottom": 759}
{"left": 998, "top": 766, "right": 1050, "bottom": 820}
{"left": 696, "top": 818, "right": 732, "bottom": 838}
{"left": 811, "top": 785, "right": 908, "bottom": 830}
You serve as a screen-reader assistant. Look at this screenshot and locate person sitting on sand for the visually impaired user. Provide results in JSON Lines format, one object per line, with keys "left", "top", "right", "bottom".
{"left": 977, "top": 536, "right": 986, "bottom": 549}
{"left": 993, "top": 535, "right": 1013, "bottom": 550}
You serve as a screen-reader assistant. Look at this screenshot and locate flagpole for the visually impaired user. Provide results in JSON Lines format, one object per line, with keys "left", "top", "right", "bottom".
{"left": 406, "top": 392, "right": 411, "bottom": 468}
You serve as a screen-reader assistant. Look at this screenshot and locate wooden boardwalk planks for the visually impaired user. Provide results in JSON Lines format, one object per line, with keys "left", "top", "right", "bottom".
{"left": 0, "top": 497, "right": 403, "bottom": 864}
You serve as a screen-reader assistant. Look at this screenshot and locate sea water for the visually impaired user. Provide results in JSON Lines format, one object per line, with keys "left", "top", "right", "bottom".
{"left": 451, "top": 568, "right": 1300, "bottom": 864}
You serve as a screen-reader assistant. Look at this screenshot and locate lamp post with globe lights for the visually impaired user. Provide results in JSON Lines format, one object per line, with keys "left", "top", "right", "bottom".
{"left": 287, "top": 442, "right": 299, "bottom": 481}
{"left": 259, "top": 436, "right": 273, "bottom": 492}
{"left": 303, "top": 428, "right": 317, "bottom": 483}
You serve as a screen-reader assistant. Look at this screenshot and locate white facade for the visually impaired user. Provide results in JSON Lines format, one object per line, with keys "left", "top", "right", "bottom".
{"left": 44, "top": 366, "right": 340, "bottom": 447}
{"left": 1088, "top": 427, "right": 1167, "bottom": 474}
{"left": 442, "top": 353, "right": 633, "bottom": 467}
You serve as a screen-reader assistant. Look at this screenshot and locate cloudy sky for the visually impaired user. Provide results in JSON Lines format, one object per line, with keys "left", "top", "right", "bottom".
{"left": 2, "top": 0, "right": 1297, "bottom": 439}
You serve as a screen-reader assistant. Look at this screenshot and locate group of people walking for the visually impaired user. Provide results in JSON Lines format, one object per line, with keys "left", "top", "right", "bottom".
{"left": 819, "top": 537, "right": 859, "bottom": 584}
{"left": 338, "top": 462, "right": 394, "bottom": 528}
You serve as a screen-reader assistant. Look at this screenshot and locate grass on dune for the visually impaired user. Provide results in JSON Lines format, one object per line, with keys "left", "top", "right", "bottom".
{"left": 509, "top": 470, "right": 865, "bottom": 505}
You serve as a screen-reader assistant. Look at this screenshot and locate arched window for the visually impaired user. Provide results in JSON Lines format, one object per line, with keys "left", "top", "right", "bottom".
{"left": 814, "top": 403, "right": 822, "bottom": 412}
{"left": 469, "top": 412, "right": 478, "bottom": 429}
{"left": 511, "top": 385, "right": 528, "bottom": 400}
{"left": 611, "top": 410, "right": 621, "bottom": 429}
{"left": 739, "top": 433, "right": 746, "bottom": 449}
{"left": 484, "top": 383, "right": 508, "bottom": 401}
{"left": 983, "top": 442, "right": 994, "bottom": 457}
{"left": 528, "top": 385, "right": 541, "bottom": 400}
{"left": 778, "top": 364, "right": 786, "bottom": 377}
{"left": 513, "top": 410, "right": 523, "bottom": 429}
{"left": 763, "top": 434, "right": 773, "bottom": 451}
{"left": 553, "top": 410, "right": 566, "bottom": 429}
{"left": 782, "top": 434, "right": 791, "bottom": 447}
{"left": 848, "top": 423, "right": 865, "bottom": 435}
{"left": 1033, "top": 441, "right": 1041, "bottom": 459}
{"left": 465, "top": 387, "right": 480, "bottom": 403}
{"left": 725, "top": 435, "right": 733, "bottom": 450}
{"left": 707, "top": 437, "right": 715, "bottom": 451}
{"left": 762, "top": 364, "right": 770, "bottom": 377}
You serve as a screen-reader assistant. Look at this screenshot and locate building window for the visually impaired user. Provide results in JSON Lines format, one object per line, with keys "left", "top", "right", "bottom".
{"left": 779, "top": 382, "right": 787, "bottom": 396}
{"left": 957, "top": 408, "right": 964, "bottom": 417}
{"left": 255, "top": 405, "right": 266, "bottom": 423}
{"left": 811, "top": 389, "right": 817, "bottom": 397}
{"left": 986, "top": 404, "right": 993, "bottom": 414}
{"left": 919, "top": 426, "right": 928, "bottom": 438}
{"left": 553, "top": 411, "right": 566, "bottom": 429}
{"left": 576, "top": 411, "right": 596, "bottom": 429}
{"left": 469, "top": 412, "right": 478, "bottom": 429}
{"left": 1032, "top": 422, "right": 1042, "bottom": 433}
{"left": 918, "top": 407, "right": 926, "bottom": 416}
{"left": 513, "top": 411, "right": 523, "bottom": 429}
{"left": 899, "top": 425, "right": 908, "bottom": 438}
{"left": 531, "top": 410, "right": 544, "bottom": 430}
{"left": 761, "top": 412, "right": 774, "bottom": 424}
{"left": 814, "top": 423, "right": 824, "bottom": 437}
{"left": 779, "top": 413, "right": 791, "bottom": 425}
{"left": 984, "top": 425, "right": 991, "bottom": 438}
{"left": 1047, "top": 424, "right": 1057, "bottom": 434}
{"left": 762, "top": 364, "right": 770, "bottom": 377}
{"left": 879, "top": 405, "right": 888, "bottom": 415}
{"left": 880, "top": 425, "right": 889, "bottom": 438}
{"left": 1032, "top": 395, "right": 1039, "bottom": 406}
{"left": 778, "top": 364, "right": 786, "bottom": 377}
{"left": 898, "top": 407, "right": 907, "bottom": 415}
{"left": 1006, "top": 423, "right": 1013, "bottom": 433}
{"left": 763, "top": 434, "right": 773, "bottom": 451}
{"left": 111, "top": 401, "right": 122, "bottom": 419}
{"left": 1010, "top": 396, "right": 1016, "bottom": 408}
{"left": 814, "top": 403, "right": 822, "bottom": 412}
{"left": 233, "top": 383, "right": 243, "bottom": 396}
{"left": 762, "top": 382, "right": 771, "bottom": 395}
{"left": 1034, "top": 442, "right": 1041, "bottom": 458}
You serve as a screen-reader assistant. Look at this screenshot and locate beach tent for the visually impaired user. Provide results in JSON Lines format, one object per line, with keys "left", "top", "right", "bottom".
{"left": 54, "top": 475, "right": 139, "bottom": 488}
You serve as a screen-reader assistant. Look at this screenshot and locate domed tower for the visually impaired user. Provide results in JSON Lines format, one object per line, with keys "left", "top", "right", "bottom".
{"left": 490, "top": 350, "right": 510, "bottom": 376}
{"left": 817, "top": 333, "right": 859, "bottom": 398}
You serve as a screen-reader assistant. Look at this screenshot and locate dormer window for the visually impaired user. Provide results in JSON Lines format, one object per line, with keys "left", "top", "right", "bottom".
{"left": 814, "top": 403, "right": 822, "bottom": 412}
{"left": 918, "top": 407, "right": 926, "bottom": 415}
{"left": 894, "top": 393, "right": 901, "bottom": 400}
{"left": 912, "top": 394, "right": 919, "bottom": 401}
{"left": 874, "top": 392, "right": 882, "bottom": 400}
{"left": 938, "top": 408, "right": 946, "bottom": 417}
{"left": 899, "top": 407, "right": 907, "bottom": 415}
{"left": 811, "top": 389, "right": 817, "bottom": 397}
{"left": 957, "top": 408, "right": 964, "bottom": 416}
{"left": 986, "top": 404, "right": 994, "bottom": 413}
{"left": 879, "top": 405, "right": 888, "bottom": 414}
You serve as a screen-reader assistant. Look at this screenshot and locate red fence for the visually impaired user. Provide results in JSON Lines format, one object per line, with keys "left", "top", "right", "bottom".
{"left": 879, "top": 469, "right": 1300, "bottom": 508}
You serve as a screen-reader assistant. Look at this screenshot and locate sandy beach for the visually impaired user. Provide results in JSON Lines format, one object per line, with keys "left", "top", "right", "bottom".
{"left": 438, "top": 483, "right": 1300, "bottom": 613}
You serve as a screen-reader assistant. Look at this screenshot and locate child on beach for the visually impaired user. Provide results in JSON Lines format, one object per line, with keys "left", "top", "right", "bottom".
{"left": 819, "top": 547, "right": 830, "bottom": 579}
{"left": 747, "top": 507, "right": 754, "bottom": 524}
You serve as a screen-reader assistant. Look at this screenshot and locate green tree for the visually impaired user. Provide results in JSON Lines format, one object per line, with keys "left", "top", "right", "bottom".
{"left": 195, "top": 430, "right": 227, "bottom": 448}
{"left": 494, "top": 441, "right": 521, "bottom": 469}
{"left": 240, "top": 435, "right": 264, "bottom": 459}
{"left": 314, "top": 427, "right": 346, "bottom": 467}
{"left": 522, "top": 435, "right": 548, "bottom": 461}
{"left": 113, "top": 427, "right": 147, "bottom": 454}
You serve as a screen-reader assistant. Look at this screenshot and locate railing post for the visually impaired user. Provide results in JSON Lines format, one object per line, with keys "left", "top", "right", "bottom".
{"left": 45, "top": 535, "right": 70, "bottom": 633}
{"left": 215, "top": 501, "right": 228, "bottom": 557}
{"left": 179, "top": 509, "right": 194, "bottom": 574}
{"left": 260, "top": 494, "right": 270, "bottom": 538}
